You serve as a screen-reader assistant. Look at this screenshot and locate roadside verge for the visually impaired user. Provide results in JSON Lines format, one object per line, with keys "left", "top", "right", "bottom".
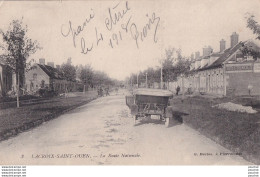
{"left": 170, "top": 96, "right": 260, "bottom": 164}
{"left": 0, "top": 91, "right": 98, "bottom": 142}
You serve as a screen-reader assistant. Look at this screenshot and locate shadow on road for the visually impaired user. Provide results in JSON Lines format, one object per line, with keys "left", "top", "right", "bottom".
{"left": 135, "top": 111, "right": 189, "bottom": 128}
{"left": 172, "top": 111, "right": 189, "bottom": 124}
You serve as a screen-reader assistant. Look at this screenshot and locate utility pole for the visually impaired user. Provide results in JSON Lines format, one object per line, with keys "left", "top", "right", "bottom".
{"left": 146, "top": 72, "right": 148, "bottom": 88}
{"left": 223, "top": 63, "right": 226, "bottom": 96}
{"left": 181, "top": 74, "right": 184, "bottom": 101}
{"left": 137, "top": 73, "right": 139, "bottom": 88}
{"left": 161, "top": 66, "right": 163, "bottom": 89}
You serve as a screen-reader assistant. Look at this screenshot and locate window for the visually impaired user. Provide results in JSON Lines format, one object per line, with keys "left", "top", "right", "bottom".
{"left": 33, "top": 73, "right": 37, "bottom": 80}
{"left": 41, "top": 80, "right": 45, "bottom": 88}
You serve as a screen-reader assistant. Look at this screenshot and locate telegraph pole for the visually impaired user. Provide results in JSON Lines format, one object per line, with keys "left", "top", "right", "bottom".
{"left": 137, "top": 73, "right": 139, "bottom": 88}
{"left": 160, "top": 65, "right": 163, "bottom": 89}
{"left": 146, "top": 72, "right": 148, "bottom": 88}
{"left": 181, "top": 74, "right": 184, "bottom": 101}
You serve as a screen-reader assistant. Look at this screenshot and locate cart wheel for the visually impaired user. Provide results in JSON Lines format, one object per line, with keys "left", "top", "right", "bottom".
{"left": 160, "top": 115, "right": 164, "bottom": 121}
{"left": 165, "top": 117, "right": 170, "bottom": 127}
{"left": 146, "top": 115, "right": 151, "bottom": 120}
{"left": 133, "top": 115, "right": 137, "bottom": 126}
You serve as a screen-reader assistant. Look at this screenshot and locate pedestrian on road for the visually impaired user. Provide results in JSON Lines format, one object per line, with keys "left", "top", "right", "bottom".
{"left": 248, "top": 83, "right": 253, "bottom": 96}
{"left": 105, "top": 87, "right": 110, "bottom": 96}
{"left": 176, "top": 86, "right": 180, "bottom": 95}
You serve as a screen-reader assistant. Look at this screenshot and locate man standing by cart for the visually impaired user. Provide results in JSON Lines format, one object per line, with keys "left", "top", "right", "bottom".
{"left": 248, "top": 83, "right": 253, "bottom": 96}
{"left": 176, "top": 85, "right": 180, "bottom": 95}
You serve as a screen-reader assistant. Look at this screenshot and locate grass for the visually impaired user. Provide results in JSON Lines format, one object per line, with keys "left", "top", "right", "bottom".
{"left": 0, "top": 91, "right": 97, "bottom": 141}
{"left": 170, "top": 95, "right": 260, "bottom": 164}
{"left": 0, "top": 95, "right": 39, "bottom": 103}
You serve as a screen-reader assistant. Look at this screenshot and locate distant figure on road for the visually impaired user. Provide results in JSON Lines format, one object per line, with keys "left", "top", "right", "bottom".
{"left": 98, "top": 87, "right": 103, "bottom": 97}
{"left": 115, "top": 87, "right": 119, "bottom": 95}
{"left": 163, "top": 83, "right": 166, "bottom": 90}
{"left": 248, "top": 83, "right": 253, "bottom": 96}
{"left": 105, "top": 87, "right": 110, "bottom": 96}
{"left": 176, "top": 86, "right": 180, "bottom": 95}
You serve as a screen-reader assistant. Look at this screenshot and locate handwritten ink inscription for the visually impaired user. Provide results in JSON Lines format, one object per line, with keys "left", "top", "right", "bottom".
{"left": 105, "top": 1, "right": 131, "bottom": 31}
{"left": 130, "top": 13, "right": 160, "bottom": 48}
{"left": 60, "top": 1, "right": 161, "bottom": 55}
{"left": 61, "top": 9, "right": 95, "bottom": 48}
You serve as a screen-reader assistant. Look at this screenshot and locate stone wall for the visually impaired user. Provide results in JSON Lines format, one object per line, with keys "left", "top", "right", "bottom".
{"left": 226, "top": 72, "right": 260, "bottom": 96}
{"left": 168, "top": 62, "right": 260, "bottom": 97}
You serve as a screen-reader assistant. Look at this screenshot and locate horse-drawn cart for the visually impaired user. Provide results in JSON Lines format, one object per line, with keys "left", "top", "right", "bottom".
{"left": 126, "top": 88, "right": 174, "bottom": 127}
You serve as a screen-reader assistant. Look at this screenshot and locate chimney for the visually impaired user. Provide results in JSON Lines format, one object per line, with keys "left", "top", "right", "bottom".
{"left": 191, "top": 53, "right": 194, "bottom": 61}
{"left": 47, "top": 62, "right": 54, "bottom": 68}
{"left": 67, "top": 58, "right": 72, "bottom": 65}
{"left": 220, "top": 39, "right": 226, "bottom": 52}
{"left": 230, "top": 32, "right": 239, "bottom": 48}
{"left": 203, "top": 46, "right": 213, "bottom": 57}
{"left": 39, "top": 58, "right": 45, "bottom": 65}
{"left": 56, "top": 65, "right": 60, "bottom": 69}
{"left": 195, "top": 51, "right": 200, "bottom": 59}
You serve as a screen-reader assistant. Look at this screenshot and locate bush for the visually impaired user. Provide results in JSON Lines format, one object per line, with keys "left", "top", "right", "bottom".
{"left": 38, "top": 88, "right": 58, "bottom": 98}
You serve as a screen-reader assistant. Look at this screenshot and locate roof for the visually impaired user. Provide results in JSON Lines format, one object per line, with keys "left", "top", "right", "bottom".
{"left": 210, "top": 53, "right": 223, "bottom": 57}
{"left": 200, "top": 63, "right": 208, "bottom": 69}
{"left": 201, "top": 56, "right": 210, "bottom": 59}
{"left": 199, "top": 41, "right": 245, "bottom": 71}
{"left": 134, "top": 88, "right": 173, "bottom": 97}
{"left": 38, "top": 64, "right": 64, "bottom": 80}
{"left": 196, "top": 57, "right": 203, "bottom": 61}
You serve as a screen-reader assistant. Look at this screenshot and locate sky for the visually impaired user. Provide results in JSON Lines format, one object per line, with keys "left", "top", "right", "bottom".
{"left": 0, "top": 0, "right": 260, "bottom": 80}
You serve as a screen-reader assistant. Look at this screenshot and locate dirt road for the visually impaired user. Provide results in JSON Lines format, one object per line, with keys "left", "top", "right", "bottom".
{"left": 0, "top": 90, "right": 251, "bottom": 165}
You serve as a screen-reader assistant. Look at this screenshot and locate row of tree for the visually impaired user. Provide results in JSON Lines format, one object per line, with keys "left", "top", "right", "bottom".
{"left": 127, "top": 47, "right": 191, "bottom": 88}
{"left": 128, "top": 13, "right": 260, "bottom": 88}
{"left": 0, "top": 19, "right": 118, "bottom": 90}
{"left": 0, "top": 18, "right": 118, "bottom": 107}
{"left": 57, "top": 58, "right": 118, "bottom": 89}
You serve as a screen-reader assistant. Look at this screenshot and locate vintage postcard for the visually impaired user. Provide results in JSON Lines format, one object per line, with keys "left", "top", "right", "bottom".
{"left": 0, "top": 0, "right": 260, "bottom": 166}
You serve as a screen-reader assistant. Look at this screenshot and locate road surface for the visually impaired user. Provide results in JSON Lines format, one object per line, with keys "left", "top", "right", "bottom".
{"left": 0, "top": 90, "right": 251, "bottom": 165}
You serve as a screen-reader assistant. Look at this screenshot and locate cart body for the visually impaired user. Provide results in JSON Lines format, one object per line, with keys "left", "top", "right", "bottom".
{"left": 126, "top": 88, "right": 174, "bottom": 126}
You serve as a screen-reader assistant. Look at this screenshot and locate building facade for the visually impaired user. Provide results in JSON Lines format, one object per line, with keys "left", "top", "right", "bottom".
{"left": 169, "top": 35, "right": 260, "bottom": 97}
{"left": 25, "top": 63, "right": 76, "bottom": 94}
{"left": 0, "top": 64, "right": 13, "bottom": 97}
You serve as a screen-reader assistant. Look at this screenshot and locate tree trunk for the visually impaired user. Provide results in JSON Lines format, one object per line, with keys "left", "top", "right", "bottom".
{"left": 17, "top": 72, "right": 20, "bottom": 108}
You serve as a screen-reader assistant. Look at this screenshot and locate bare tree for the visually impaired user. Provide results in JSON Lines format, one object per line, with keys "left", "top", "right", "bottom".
{"left": 0, "top": 18, "right": 41, "bottom": 107}
{"left": 245, "top": 13, "right": 260, "bottom": 40}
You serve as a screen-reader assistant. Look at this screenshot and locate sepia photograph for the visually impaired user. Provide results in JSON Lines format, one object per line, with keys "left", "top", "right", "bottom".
{"left": 0, "top": 0, "right": 260, "bottom": 168}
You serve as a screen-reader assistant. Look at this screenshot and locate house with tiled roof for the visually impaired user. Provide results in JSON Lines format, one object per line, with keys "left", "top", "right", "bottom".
{"left": 171, "top": 32, "right": 260, "bottom": 96}
{"left": 25, "top": 59, "right": 76, "bottom": 94}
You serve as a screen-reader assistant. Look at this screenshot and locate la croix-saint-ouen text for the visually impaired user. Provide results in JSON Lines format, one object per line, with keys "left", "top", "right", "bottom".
{"left": 60, "top": 1, "right": 161, "bottom": 55}
{"left": 31, "top": 153, "right": 141, "bottom": 158}
{"left": 31, "top": 154, "right": 91, "bottom": 159}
